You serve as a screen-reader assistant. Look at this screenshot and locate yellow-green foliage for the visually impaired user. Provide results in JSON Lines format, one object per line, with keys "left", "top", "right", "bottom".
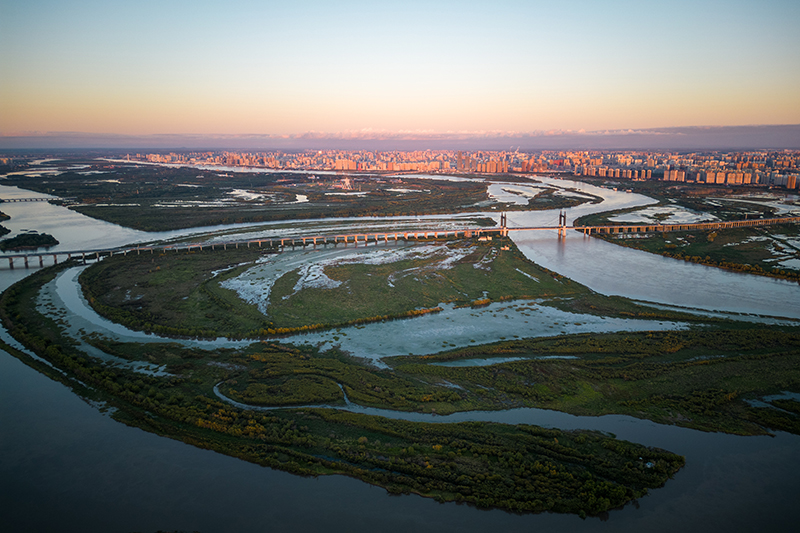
{"left": 80, "top": 239, "right": 588, "bottom": 337}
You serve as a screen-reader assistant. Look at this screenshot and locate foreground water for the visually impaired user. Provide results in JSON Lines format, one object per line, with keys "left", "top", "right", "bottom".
{"left": 3, "top": 344, "right": 798, "bottom": 533}
{"left": 1, "top": 179, "right": 799, "bottom": 532}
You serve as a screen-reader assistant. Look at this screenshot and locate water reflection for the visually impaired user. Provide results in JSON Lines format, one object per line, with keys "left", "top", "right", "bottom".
{"left": 430, "top": 355, "right": 577, "bottom": 367}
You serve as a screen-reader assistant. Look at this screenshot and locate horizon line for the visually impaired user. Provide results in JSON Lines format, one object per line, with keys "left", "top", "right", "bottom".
{"left": 2, "top": 124, "right": 800, "bottom": 152}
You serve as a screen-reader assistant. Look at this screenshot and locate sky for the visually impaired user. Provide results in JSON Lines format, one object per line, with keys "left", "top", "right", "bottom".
{"left": 1, "top": 0, "right": 799, "bottom": 147}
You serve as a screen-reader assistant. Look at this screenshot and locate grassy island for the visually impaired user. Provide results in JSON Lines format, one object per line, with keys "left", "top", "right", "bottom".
{"left": 0, "top": 231, "right": 59, "bottom": 251}
{"left": 78, "top": 238, "right": 702, "bottom": 338}
{"left": 0, "top": 211, "right": 9, "bottom": 237}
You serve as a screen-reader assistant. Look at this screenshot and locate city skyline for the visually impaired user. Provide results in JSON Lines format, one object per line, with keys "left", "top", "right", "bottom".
{"left": 2, "top": 0, "right": 799, "bottom": 144}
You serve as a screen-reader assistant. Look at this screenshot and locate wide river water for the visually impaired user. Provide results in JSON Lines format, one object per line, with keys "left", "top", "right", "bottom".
{"left": 1, "top": 178, "right": 799, "bottom": 532}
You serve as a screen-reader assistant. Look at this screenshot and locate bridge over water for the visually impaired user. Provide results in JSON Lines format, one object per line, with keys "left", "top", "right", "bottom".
{"left": 0, "top": 228, "right": 500, "bottom": 270}
{"left": 572, "top": 215, "right": 800, "bottom": 235}
{"left": 0, "top": 197, "right": 55, "bottom": 203}
{"left": 1, "top": 214, "right": 798, "bottom": 270}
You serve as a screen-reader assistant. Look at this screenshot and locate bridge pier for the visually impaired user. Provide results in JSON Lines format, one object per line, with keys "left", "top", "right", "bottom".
{"left": 39, "top": 255, "right": 44, "bottom": 267}
{"left": 53, "top": 254, "right": 58, "bottom": 264}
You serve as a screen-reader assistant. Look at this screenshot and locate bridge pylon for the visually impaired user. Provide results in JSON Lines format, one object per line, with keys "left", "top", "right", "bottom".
{"left": 500, "top": 212, "right": 508, "bottom": 237}
{"left": 558, "top": 210, "right": 567, "bottom": 238}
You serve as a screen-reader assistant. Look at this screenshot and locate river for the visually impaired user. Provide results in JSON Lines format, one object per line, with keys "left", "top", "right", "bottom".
{"left": 1, "top": 179, "right": 799, "bottom": 532}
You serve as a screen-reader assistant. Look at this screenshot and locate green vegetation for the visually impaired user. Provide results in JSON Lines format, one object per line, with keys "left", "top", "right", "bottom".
{"left": 79, "top": 247, "right": 269, "bottom": 338}
{"left": 0, "top": 210, "right": 9, "bottom": 237}
{"left": 392, "top": 329, "right": 800, "bottom": 435}
{"left": 78, "top": 240, "right": 572, "bottom": 337}
{"left": 265, "top": 240, "right": 583, "bottom": 329}
{"left": 0, "top": 263, "right": 685, "bottom": 516}
{"left": 79, "top": 238, "right": 702, "bottom": 339}
{"left": 7, "top": 164, "right": 494, "bottom": 230}
{"left": 6, "top": 161, "right": 598, "bottom": 231}
{"left": 0, "top": 231, "right": 59, "bottom": 251}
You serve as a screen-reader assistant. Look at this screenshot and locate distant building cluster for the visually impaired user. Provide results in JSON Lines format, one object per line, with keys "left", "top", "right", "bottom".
{"left": 129, "top": 149, "right": 800, "bottom": 190}
{"left": 139, "top": 150, "right": 453, "bottom": 172}
{"left": 573, "top": 150, "right": 799, "bottom": 190}
{"left": 134, "top": 149, "right": 550, "bottom": 174}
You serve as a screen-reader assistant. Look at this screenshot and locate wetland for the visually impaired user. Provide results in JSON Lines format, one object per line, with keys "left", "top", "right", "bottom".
{"left": 1, "top": 159, "right": 799, "bottom": 531}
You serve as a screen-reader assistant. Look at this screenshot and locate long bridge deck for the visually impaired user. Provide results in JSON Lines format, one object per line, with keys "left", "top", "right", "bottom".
{"left": 0, "top": 197, "right": 54, "bottom": 203}
{"left": 1, "top": 215, "right": 797, "bottom": 270}
{"left": 572, "top": 215, "right": 800, "bottom": 235}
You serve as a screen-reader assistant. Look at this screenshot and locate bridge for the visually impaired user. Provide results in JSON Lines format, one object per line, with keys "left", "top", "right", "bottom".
{"left": 0, "top": 197, "right": 54, "bottom": 203}
{"left": 0, "top": 213, "right": 797, "bottom": 270}
{"left": 0, "top": 227, "right": 502, "bottom": 270}
{"left": 572, "top": 215, "right": 800, "bottom": 236}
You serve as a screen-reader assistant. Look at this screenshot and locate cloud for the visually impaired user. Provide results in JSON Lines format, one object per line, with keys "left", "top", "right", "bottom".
{"left": 2, "top": 125, "right": 799, "bottom": 151}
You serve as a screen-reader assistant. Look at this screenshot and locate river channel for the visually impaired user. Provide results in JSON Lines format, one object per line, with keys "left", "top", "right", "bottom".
{"left": 1, "top": 177, "right": 799, "bottom": 532}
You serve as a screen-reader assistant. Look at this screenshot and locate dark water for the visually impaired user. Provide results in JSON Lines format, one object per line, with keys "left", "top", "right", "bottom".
{"left": 2, "top": 351, "right": 799, "bottom": 533}
{"left": 1, "top": 182, "right": 799, "bottom": 532}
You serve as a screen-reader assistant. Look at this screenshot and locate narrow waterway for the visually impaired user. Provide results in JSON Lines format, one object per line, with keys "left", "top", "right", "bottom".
{"left": 1, "top": 179, "right": 799, "bottom": 532}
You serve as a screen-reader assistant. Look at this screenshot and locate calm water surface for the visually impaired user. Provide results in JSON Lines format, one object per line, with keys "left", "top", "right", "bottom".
{"left": 1, "top": 181, "right": 799, "bottom": 532}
